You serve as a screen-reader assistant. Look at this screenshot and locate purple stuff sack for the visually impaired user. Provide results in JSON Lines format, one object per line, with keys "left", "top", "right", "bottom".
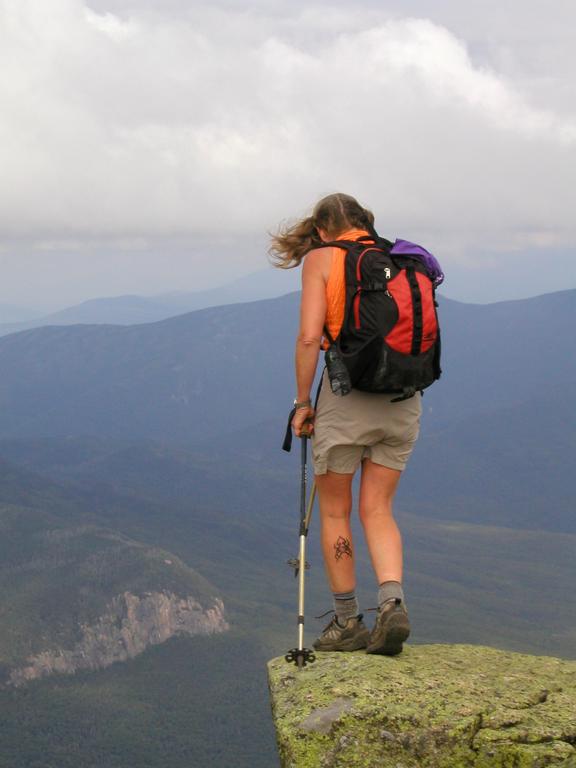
{"left": 390, "top": 239, "right": 444, "bottom": 287}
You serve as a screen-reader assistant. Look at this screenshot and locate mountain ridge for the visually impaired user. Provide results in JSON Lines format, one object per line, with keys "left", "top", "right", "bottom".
{"left": 0, "top": 266, "right": 302, "bottom": 336}
{"left": 1, "top": 289, "right": 574, "bottom": 442}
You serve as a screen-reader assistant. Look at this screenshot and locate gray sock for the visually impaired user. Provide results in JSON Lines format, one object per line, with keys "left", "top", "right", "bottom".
{"left": 378, "top": 580, "right": 405, "bottom": 608}
{"left": 333, "top": 590, "right": 359, "bottom": 626}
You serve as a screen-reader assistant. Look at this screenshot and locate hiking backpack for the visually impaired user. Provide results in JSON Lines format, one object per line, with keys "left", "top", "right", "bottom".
{"left": 322, "top": 231, "right": 443, "bottom": 401}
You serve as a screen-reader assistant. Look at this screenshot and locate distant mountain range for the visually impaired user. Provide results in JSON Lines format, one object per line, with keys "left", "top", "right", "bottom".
{"left": 3, "top": 290, "right": 574, "bottom": 434}
{"left": 0, "top": 289, "right": 574, "bottom": 517}
{"left": 0, "top": 287, "right": 574, "bottom": 766}
{"left": 0, "top": 266, "right": 301, "bottom": 336}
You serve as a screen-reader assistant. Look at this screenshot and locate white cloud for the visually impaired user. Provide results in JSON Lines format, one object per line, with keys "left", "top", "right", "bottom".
{"left": 0, "top": 0, "right": 575, "bottom": 266}
{"left": 84, "top": 7, "right": 135, "bottom": 40}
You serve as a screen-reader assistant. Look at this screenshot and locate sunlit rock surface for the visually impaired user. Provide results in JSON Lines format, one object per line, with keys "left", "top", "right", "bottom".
{"left": 8, "top": 591, "right": 228, "bottom": 686}
{"left": 268, "top": 644, "right": 576, "bottom": 767}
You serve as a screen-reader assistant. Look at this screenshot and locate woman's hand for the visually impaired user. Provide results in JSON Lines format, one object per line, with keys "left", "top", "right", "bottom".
{"left": 292, "top": 405, "right": 315, "bottom": 437}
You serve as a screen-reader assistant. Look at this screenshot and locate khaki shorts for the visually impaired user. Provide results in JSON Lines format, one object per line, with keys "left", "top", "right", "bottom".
{"left": 311, "top": 369, "right": 422, "bottom": 475}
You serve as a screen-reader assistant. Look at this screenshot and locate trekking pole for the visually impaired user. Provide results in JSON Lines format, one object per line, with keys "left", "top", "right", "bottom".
{"left": 285, "top": 420, "right": 317, "bottom": 670}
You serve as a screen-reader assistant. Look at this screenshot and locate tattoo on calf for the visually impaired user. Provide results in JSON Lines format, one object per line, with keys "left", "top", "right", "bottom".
{"left": 334, "top": 536, "right": 353, "bottom": 561}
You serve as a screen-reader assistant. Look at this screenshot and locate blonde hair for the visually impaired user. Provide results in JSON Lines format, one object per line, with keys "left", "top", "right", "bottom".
{"left": 269, "top": 192, "right": 375, "bottom": 269}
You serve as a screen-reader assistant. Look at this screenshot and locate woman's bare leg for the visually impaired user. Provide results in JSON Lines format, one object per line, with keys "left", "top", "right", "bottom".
{"left": 315, "top": 470, "right": 356, "bottom": 593}
{"left": 358, "top": 459, "right": 403, "bottom": 584}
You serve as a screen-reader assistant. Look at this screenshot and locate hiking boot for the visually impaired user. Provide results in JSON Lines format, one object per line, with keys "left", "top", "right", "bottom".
{"left": 312, "top": 611, "right": 370, "bottom": 652}
{"left": 366, "top": 598, "right": 410, "bottom": 656}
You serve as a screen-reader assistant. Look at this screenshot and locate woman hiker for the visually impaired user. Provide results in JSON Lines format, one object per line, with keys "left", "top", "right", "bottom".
{"left": 270, "top": 192, "right": 435, "bottom": 655}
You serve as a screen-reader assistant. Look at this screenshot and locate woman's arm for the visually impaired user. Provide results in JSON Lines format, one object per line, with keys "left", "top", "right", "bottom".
{"left": 292, "top": 249, "right": 328, "bottom": 436}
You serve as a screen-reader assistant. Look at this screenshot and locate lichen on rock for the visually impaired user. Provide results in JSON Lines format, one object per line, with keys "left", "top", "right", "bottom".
{"left": 267, "top": 643, "right": 576, "bottom": 767}
{"left": 8, "top": 591, "right": 229, "bottom": 686}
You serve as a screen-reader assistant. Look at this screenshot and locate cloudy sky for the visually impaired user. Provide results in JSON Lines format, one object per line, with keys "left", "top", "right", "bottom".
{"left": 1, "top": 0, "right": 575, "bottom": 309}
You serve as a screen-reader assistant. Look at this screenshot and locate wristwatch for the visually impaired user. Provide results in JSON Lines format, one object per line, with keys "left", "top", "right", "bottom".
{"left": 293, "top": 398, "right": 312, "bottom": 409}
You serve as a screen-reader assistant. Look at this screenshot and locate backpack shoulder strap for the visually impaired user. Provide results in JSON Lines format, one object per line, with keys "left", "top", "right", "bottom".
{"left": 321, "top": 229, "right": 394, "bottom": 252}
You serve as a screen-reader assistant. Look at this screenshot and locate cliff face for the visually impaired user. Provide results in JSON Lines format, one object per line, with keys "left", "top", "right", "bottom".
{"left": 267, "top": 643, "right": 576, "bottom": 767}
{"left": 8, "top": 591, "right": 228, "bottom": 686}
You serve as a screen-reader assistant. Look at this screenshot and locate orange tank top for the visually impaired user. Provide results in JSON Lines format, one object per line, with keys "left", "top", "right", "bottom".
{"left": 323, "top": 228, "right": 373, "bottom": 349}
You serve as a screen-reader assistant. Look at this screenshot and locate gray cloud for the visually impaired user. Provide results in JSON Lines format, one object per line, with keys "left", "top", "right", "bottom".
{"left": 0, "top": 0, "right": 575, "bottom": 305}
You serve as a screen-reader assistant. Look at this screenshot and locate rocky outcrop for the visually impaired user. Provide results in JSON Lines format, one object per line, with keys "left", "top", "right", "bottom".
{"left": 8, "top": 591, "right": 228, "bottom": 686}
{"left": 267, "top": 643, "right": 576, "bottom": 767}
